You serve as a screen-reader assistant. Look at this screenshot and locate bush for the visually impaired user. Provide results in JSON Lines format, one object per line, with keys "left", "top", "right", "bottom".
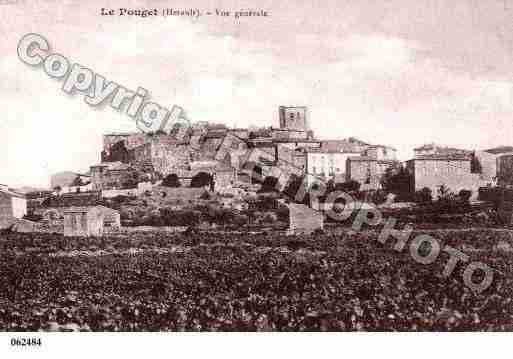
{"left": 199, "top": 191, "right": 211, "bottom": 200}
{"left": 334, "top": 180, "right": 361, "bottom": 193}
{"left": 459, "top": 189, "right": 472, "bottom": 203}
{"left": 258, "top": 176, "right": 280, "bottom": 193}
{"left": 370, "top": 190, "right": 387, "bottom": 205}
{"left": 190, "top": 172, "right": 212, "bottom": 188}
{"left": 162, "top": 174, "right": 181, "bottom": 188}
{"left": 381, "top": 166, "right": 412, "bottom": 193}
{"left": 414, "top": 187, "right": 432, "bottom": 204}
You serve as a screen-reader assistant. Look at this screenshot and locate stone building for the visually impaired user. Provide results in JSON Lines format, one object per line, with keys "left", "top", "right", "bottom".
{"left": 346, "top": 156, "right": 380, "bottom": 190}
{"left": 497, "top": 155, "right": 513, "bottom": 186}
{"left": 305, "top": 148, "right": 361, "bottom": 186}
{"left": 473, "top": 146, "right": 513, "bottom": 185}
{"left": 0, "top": 185, "right": 27, "bottom": 229}
{"left": 102, "top": 132, "right": 148, "bottom": 162}
{"left": 287, "top": 203, "right": 324, "bottom": 235}
{"left": 320, "top": 137, "right": 370, "bottom": 154}
{"left": 413, "top": 144, "right": 472, "bottom": 158}
{"left": 364, "top": 145, "right": 397, "bottom": 161}
{"left": 405, "top": 154, "right": 486, "bottom": 198}
{"left": 63, "top": 206, "right": 120, "bottom": 237}
{"left": 90, "top": 162, "right": 135, "bottom": 191}
{"left": 279, "top": 106, "right": 309, "bottom": 132}
{"left": 50, "top": 171, "right": 90, "bottom": 190}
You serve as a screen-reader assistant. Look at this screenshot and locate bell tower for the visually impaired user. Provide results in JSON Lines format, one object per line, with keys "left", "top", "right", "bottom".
{"left": 279, "top": 106, "right": 309, "bottom": 132}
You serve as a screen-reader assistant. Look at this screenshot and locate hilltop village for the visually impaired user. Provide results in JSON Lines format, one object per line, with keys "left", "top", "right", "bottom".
{"left": 2, "top": 105, "right": 513, "bottom": 236}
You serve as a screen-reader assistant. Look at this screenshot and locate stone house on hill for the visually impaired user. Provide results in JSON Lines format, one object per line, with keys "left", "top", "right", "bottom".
{"left": 406, "top": 153, "right": 486, "bottom": 199}
{"left": 63, "top": 206, "right": 120, "bottom": 237}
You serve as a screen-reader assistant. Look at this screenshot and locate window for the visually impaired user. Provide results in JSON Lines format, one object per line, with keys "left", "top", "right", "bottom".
{"left": 312, "top": 166, "right": 316, "bottom": 174}
{"left": 289, "top": 113, "right": 294, "bottom": 120}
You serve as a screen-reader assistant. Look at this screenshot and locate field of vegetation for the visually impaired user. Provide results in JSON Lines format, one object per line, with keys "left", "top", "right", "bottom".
{"left": 0, "top": 228, "right": 512, "bottom": 331}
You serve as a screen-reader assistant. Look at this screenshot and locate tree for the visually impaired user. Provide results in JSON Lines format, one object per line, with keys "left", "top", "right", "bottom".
{"left": 414, "top": 187, "right": 432, "bottom": 203}
{"left": 381, "top": 166, "right": 411, "bottom": 193}
{"left": 162, "top": 174, "right": 181, "bottom": 188}
{"left": 471, "top": 154, "right": 482, "bottom": 174}
{"left": 459, "top": 189, "right": 472, "bottom": 203}
{"left": 258, "top": 176, "right": 279, "bottom": 193}
{"left": 190, "top": 172, "right": 212, "bottom": 188}
{"left": 121, "top": 171, "right": 140, "bottom": 189}
{"left": 71, "top": 176, "right": 85, "bottom": 187}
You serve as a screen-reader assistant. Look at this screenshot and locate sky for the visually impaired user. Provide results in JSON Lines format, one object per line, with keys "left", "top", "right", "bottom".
{"left": 1, "top": 0, "right": 513, "bottom": 187}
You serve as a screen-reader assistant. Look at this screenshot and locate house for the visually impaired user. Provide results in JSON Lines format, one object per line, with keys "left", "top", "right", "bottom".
{"left": 0, "top": 184, "right": 27, "bottom": 229}
{"left": 497, "top": 155, "right": 513, "bottom": 186}
{"left": 472, "top": 146, "right": 513, "bottom": 185}
{"left": 364, "top": 145, "right": 397, "bottom": 161}
{"left": 406, "top": 153, "right": 487, "bottom": 199}
{"left": 287, "top": 203, "right": 324, "bottom": 235}
{"left": 50, "top": 171, "right": 91, "bottom": 190}
{"left": 346, "top": 156, "right": 380, "bottom": 190}
{"left": 413, "top": 144, "right": 472, "bottom": 158}
{"left": 90, "top": 161, "right": 134, "bottom": 190}
{"left": 63, "top": 206, "right": 120, "bottom": 237}
{"left": 305, "top": 148, "right": 361, "bottom": 186}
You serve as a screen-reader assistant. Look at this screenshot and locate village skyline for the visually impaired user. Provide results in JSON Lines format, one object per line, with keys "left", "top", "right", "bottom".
{"left": 3, "top": 0, "right": 513, "bottom": 187}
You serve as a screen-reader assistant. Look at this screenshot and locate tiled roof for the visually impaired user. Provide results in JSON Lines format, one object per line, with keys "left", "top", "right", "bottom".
{"left": 413, "top": 154, "right": 471, "bottom": 160}
{"left": 41, "top": 192, "right": 102, "bottom": 208}
{"left": 414, "top": 144, "right": 471, "bottom": 156}
{"left": 320, "top": 138, "right": 369, "bottom": 153}
{"left": 484, "top": 146, "right": 513, "bottom": 155}
{"left": 91, "top": 161, "right": 131, "bottom": 171}
{"left": 348, "top": 156, "right": 377, "bottom": 161}
{"left": 0, "top": 189, "right": 26, "bottom": 199}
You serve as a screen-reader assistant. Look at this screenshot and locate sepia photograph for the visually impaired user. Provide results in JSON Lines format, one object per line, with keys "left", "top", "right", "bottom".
{"left": 1, "top": 0, "right": 513, "bottom": 357}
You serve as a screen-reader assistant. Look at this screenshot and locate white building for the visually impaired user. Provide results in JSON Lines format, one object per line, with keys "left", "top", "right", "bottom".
{"left": 305, "top": 149, "right": 360, "bottom": 185}
{"left": 0, "top": 184, "right": 27, "bottom": 229}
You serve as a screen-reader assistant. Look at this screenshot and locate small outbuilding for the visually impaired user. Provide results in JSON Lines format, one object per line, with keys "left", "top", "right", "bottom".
{"left": 287, "top": 203, "right": 324, "bottom": 235}
{"left": 0, "top": 185, "right": 27, "bottom": 229}
{"left": 63, "top": 205, "right": 120, "bottom": 237}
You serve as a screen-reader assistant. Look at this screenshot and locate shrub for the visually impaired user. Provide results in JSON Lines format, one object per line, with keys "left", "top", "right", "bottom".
{"left": 381, "top": 166, "right": 412, "bottom": 193}
{"left": 259, "top": 176, "right": 280, "bottom": 193}
{"left": 370, "top": 190, "right": 387, "bottom": 205}
{"left": 459, "top": 189, "right": 472, "bottom": 203}
{"left": 162, "top": 174, "right": 181, "bottom": 188}
{"left": 199, "top": 191, "right": 211, "bottom": 200}
{"left": 190, "top": 172, "right": 212, "bottom": 188}
{"left": 414, "top": 187, "right": 432, "bottom": 204}
{"left": 335, "top": 180, "right": 361, "bottom": 193}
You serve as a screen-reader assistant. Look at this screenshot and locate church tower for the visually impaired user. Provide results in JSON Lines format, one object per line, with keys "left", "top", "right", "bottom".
{"left": 279, "top": 106, "right": 309, "bottom": 132}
